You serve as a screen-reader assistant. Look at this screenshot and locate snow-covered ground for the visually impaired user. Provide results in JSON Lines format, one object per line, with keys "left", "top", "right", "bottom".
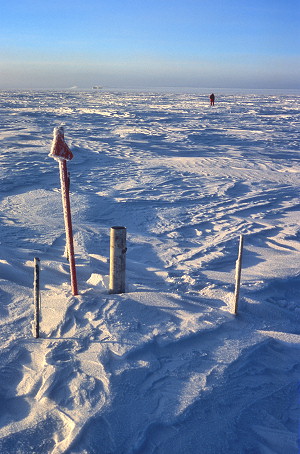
{"left": 0, "top": 88, "right": 299, "bottom": 453}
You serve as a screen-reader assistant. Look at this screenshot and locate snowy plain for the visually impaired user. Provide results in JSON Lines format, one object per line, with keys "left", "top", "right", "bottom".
{"left": 0, "top": 88, "right": 299, "bottom": 453}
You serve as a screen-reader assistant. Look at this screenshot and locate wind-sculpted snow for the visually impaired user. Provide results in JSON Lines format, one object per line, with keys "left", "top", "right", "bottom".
{"left": 0, "top": 89, "right": 299, "bottom": 453}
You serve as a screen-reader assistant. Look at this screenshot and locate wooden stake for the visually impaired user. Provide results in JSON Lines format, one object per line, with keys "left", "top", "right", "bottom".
{"left": 109, "top": 226, "right": 127, "bottom": 294}
{"left": 33, "top": 257, "right": 40, "bottom": 338}
{"left": 233, "top": 234, "right": 244, "bottom": 315}
{"left": 59, "top": 160, "right": 78, "bottom": 295}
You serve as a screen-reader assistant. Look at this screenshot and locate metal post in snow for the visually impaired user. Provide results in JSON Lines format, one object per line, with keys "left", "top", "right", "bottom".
{"left": 49, "top": 127, "right": 78, "bottom": 296}
{"left": 233, "top": 234, "right": 244, "bottom": 315}
{"left": 33, "top": 257, "right": 40, "bottom": 338}
{"left": 109, "top": 226, "right": 127, "bottom": 294}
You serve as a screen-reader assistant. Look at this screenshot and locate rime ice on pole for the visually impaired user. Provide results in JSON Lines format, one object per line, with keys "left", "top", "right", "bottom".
{"left": 49, "top": 126, "right": 73, "bottom": 161}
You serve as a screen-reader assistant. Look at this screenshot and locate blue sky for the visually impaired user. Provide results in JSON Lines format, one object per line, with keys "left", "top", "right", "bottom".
{"left": 1, "top": 0, "right": 299, "bottom": 89}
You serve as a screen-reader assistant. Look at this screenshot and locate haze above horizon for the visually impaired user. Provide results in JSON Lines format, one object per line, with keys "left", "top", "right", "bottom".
{"left": 1, "top": 0, "right": 299, "bottom": 90}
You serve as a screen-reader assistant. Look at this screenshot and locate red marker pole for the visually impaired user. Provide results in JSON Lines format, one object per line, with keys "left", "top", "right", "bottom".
{"left": 59, "top": 159, "right": 78, "bottom": 295}
{"left": 50, "top": 127, "right": 78, "bottom": 296}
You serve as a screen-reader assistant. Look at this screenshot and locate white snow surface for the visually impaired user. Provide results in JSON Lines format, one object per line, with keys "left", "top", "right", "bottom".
{"left": 0, "top": 89, "right": 299, "bottom": 453}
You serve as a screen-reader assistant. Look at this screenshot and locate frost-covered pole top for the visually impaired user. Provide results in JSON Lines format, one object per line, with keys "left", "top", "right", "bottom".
{"left": 49, "top": 126, "right": 73, "bottom": 161}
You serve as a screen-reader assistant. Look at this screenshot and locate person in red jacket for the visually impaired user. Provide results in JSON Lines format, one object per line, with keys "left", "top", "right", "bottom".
{"left": 210, "top": 93, "right": 215, "bottom": 106}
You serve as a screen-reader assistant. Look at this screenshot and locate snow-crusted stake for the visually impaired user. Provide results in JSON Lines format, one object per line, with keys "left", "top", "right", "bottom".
{"left": 233, "top": 234, "right": 244, "bottom": 315}
{"left": 33, "top": 257, "right": 40, "bottom": 338}
{"left": 109, "top": 226, "right": 127, "bottom": 294}
{"left": 49, "top": 127, "right": 78, "bottom": 295}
